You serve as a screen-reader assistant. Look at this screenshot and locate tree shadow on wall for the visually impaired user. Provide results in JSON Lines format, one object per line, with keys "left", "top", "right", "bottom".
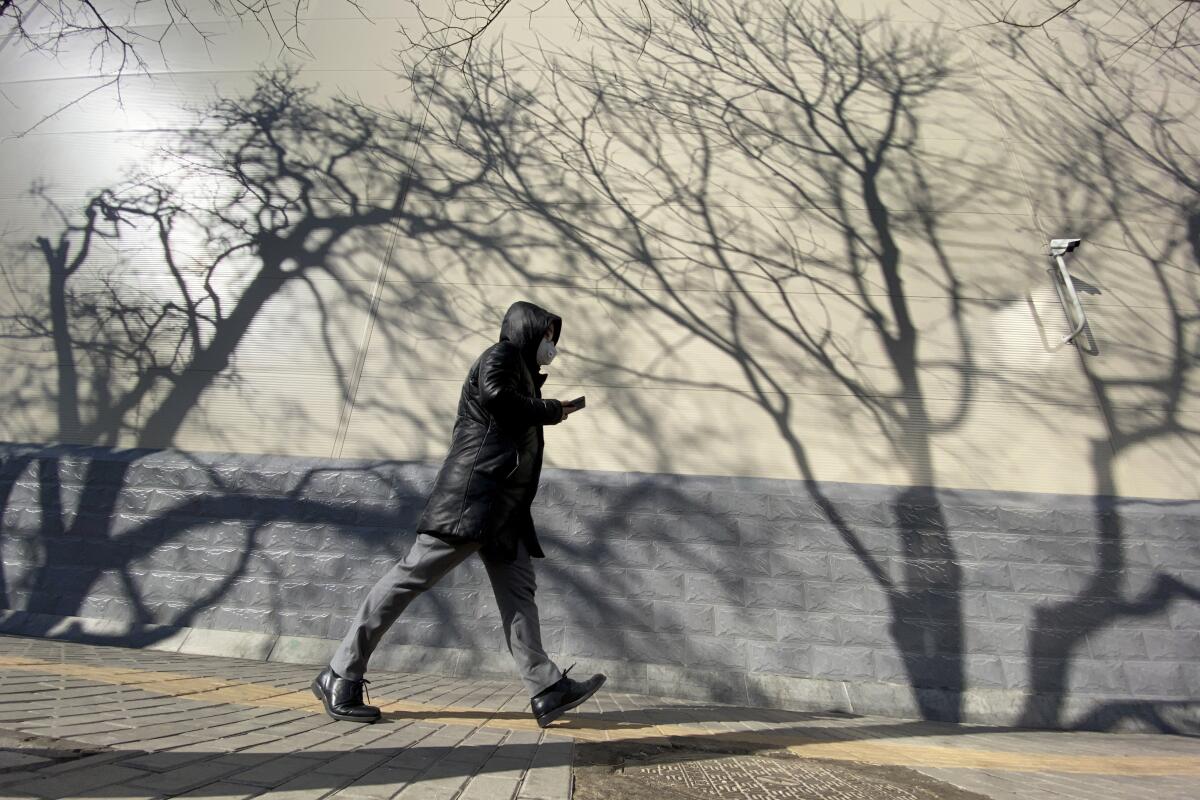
{"left": 1, "top": 0, "right": 1197, "bottom": 738}
{"left": 0, "top": 65, "right": 530, "bottom": 647}
{"left": 422, "top": 0, "right": 1200, "bottom": 731}
{"left": 435, "top": 0, "right": 992, "bottom": 723}
{"left": 978, "top": 5, "right": 1200, "bottom": 732}
{"left": 2, "top": 7, "right": 985, "bottom": 732}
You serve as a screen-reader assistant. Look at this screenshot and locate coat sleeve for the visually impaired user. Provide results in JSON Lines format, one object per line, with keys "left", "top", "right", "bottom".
{"left": 478, "top": 345, "right": 564, "bottom": 427}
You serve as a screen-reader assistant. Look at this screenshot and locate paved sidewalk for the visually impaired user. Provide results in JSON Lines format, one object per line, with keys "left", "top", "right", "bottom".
{"left": 0, "top": 635, "right": 1196, "bottom": 800}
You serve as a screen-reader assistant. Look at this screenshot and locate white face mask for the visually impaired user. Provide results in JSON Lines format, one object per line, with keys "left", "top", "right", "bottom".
{"left": 536, "top": 337, "right": 557, "bottom": 366}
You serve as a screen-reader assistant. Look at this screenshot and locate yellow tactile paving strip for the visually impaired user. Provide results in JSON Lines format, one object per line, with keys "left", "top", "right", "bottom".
{"left": 3, "top": 654, "right": 1198, "bottom": 777}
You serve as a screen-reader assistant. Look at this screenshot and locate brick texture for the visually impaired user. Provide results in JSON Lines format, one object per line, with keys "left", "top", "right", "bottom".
{"left": 1, "top": 442, "right": 1198, "bottom": 727}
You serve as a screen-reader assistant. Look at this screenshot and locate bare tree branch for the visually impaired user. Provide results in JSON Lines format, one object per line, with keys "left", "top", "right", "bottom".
{"left": 0, "top": 1, "right": 366, "bottom": 134}
{"left": 970, "top": 0, "right": 1200, "bottom": 50}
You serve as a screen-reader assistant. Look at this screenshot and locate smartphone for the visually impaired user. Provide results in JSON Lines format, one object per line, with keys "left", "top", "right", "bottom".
{"left": 567, "top": 396, "right": 586, "bottom": 409}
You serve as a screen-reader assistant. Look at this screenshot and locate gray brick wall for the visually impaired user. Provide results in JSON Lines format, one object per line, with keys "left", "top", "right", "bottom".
{"left": 1, "top": 442, "right": 1197, "bottom": 732}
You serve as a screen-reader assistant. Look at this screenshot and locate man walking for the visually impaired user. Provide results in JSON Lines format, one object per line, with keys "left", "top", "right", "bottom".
{"left": 312, "top": 301, "right": 605, "bottom": 728}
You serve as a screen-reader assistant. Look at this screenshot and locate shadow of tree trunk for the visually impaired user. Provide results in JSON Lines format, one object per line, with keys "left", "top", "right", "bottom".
{"left": 0, "top": 65, "right": 523, "bottom": 645}
{"left": 426, "top": 0, "right": 984, "bottom": 720}
{"left": 978, "top": 8, "right": 1200, "bottom": 729}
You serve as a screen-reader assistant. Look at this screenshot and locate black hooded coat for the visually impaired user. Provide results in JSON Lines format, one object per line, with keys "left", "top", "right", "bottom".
{"left": 416, "top": 301, "right": 564, "bottom": 560}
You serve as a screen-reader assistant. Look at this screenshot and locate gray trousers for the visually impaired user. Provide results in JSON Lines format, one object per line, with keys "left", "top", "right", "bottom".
{"left": 330, "top": 533, "right": 563, "bottom": 697}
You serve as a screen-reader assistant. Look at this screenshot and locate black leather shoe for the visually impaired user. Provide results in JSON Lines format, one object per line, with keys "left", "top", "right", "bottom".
{"left": 311, "top": 666, "right": 381, "bottom": 723}
{"left": 530, "top": 665, "right": 606, "bottom": 728}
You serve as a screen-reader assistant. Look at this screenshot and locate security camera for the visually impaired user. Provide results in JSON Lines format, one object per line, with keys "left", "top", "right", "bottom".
{"left": 1050, "top": 238, "right": 1082, "bottom": 256}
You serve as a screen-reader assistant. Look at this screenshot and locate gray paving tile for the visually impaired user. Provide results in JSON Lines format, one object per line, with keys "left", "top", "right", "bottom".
{"left": 325, "top": 766, "right": 420, "bottom": 800}
{"left": 478, "top": 756, "right": 531, "bottom": 782}
{"left": 27, "top": 752, "right": 130, "bottom": 777}
{"left": 514, "top": 736, "right": 572, "bottom": 800}
{"left": 0, "top": 771, "right": 43, "bottom": 791}
{"left": 119, "top": 749, "right": 218, "bottom": 773}
{"left": 55, "top": 784, "right": 162, "bottom": 800}
{"left": 7, "top": 634, "right": 1200, "bottom": 800}
{"left": 21, "top": 765, "right": 152, "bottom": 800}
{"left": 229, "top": 755, "right": 329, "bottom": 788}
{"left": 173, "top": 782, "right": 264, "bottom": 800}
{"left": 126, "top": 758, "right": 244, "bottom": 794}
{"left": 391, "top": 764, "right": 470, "bottom": 800}
{"left": 255, "top": 771, "right": 346, "bottom": 800}
{"left": 0, "top": 751, "right": 51, "bottom": 770}
{"left": 313, "top": 752, "right": 394, "bottom": 778}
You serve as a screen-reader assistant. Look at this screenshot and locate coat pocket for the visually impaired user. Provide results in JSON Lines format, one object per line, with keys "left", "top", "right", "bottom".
{"left": 473, "top": 436, "right": 519, "bottom": 481}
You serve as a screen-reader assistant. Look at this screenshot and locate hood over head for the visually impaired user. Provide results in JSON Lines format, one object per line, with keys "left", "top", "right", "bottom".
{"left": 499, "top": 301, "right": 561, "bottom": 365}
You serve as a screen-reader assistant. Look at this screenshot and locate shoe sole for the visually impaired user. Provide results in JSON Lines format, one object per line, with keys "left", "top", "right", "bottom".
{"left": 311, "top": 678, "right": 380, "bottom": 724}
{"left": 535, "top": 675, "right": 607, "bottom": 729}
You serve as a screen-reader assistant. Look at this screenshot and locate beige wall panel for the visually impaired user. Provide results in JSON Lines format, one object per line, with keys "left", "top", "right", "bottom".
{"left": 1, "top": 69, "right": 426, "bottom": 138}
{"left": 1012, "top": 139, "right": 1191, "bottom": 224}
{"left": 1109, "top": 410, "right": 1200, "bottom": 499}
{"left": 1, "top": 276, "right": 374, "bottom": 383}
{"left": 840, "top": 1, "right": 972, "bottom": 23}
{"left": 0, "top": 196, "right": 166, "bottom": 265}
{"left": 845, "top": 137, "right": 1029, "bottom": 217}
{"left": 489, "top": 132, "right": 1031, "bottom": 218}
{"left": 140, "top": 371, "right": 344, "bottom": 455}
{"left": 543, "top": 384, "right": 1109, "bottom": 494}
{"left": 702, "top": 139, "right": 1023, "bottom": 216}
{"left": 2, "top": 205, "right": 247, "bottom": 291}
{"left": 395, "top": 146, "right": 1030, "bottom": 277}
{"left": 464, "top": 4, "right": 976, "bottom": 85}
{"left": 700, "top": 208, "right": 1048, "bottom": 300}
{"left": 360, "top": 281, "right": 502, "bottom": 381}
{"left": 2, "top": 0, "right": 1193, "bottom": 501}
{"left": 1081, "top": 301, "right": 1199, "bottom": 413}
{"left": 339, "top": 376, "right": 462, "bottom": 461}
{"left": 217, "top": 276, "right": 377, "bottom": 376}
{"left": 0, "top": 358, "right": 145, "bottom": 448}
{"left": 2, "top": 253, "right": 385, "bottom": 455}
{"left": 735, "top": 77, "right": 1005, "bottom": 144}
{"left": 0, "top": 75, "right": 222, "bottom": 137}
{"left": 0, "top": 309, "right": 367, "bottom": 457}
{"left": 439, "top": 200, "right": 1050, "bottom": 303}
{"left": 543, "top": 384, "right": 834, "bottom": 480}
{"left": 886, "top": 83, "right": 1009, "bottom": 142}
{"left": 0, "top": 365, "right": 98, "bottom": 445}
{"left": 466, "top": 6, "right": 795, "bottom": 69}
{"left": 0, "top": 272, "right": 195, "bottom": 369}
{"left": 2, "top": 199, "right": 396, "bottom": 282}
{"left": 0, "top": 16, "right": 426, "bottom": 83}
{"left": 381, "top": 205, "right": 633, "bottom": 288}
{"left": 427, "top": 10, "right": 988, "bottom": 137}
{"left": 0, "top": 360, "right": 59, "bottom": 443}
{"left": 728, "top": 289, "right": 1096, "bottom": 407}
{"left": 0, "top": 133, "right": 425, "bottom": 224}
{"left": 0, "top": 199, "right": 60, "bottom": 249}
{"left": 562, "top": 202, "right": 1049, "bottom": 302}
{"left": 471, "top": 12, "right": 600, "bottom": 55}
{"left": 0, "top": 264, "right": 47, "bottom": 319}
{"left": 962, "top": 0, "right": 1172, "bottom": 30}
{"left": 359, "top": 278, "right": 1094, "bottom": 411}
{"left": 0, "top": 268, "right": 183, "bottom": 388}
{"left": 0, "top": 132, "right": 173, "bottom": 201}
{"left": 962, "top": 9, "right": 1197, "bottom": 88}
{"left": 1060, "top": 218, "right": 1200, "bottom": 420}
{"left": 343, "top": 361, "right": 1108, "bottom": 494}
{"left": 12, "top": 0, "right": 421, "bottom": 32}
{"left": 1033, "top": 217, "right": 1198, "bottom": 312}
{"left": 982, "top": 78, "right": 1200, "bottom": 158}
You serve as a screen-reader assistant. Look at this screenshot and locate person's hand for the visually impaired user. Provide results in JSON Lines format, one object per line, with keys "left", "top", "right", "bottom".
{"left": 559, "top": 400, "right": 579, "bottom": 420}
